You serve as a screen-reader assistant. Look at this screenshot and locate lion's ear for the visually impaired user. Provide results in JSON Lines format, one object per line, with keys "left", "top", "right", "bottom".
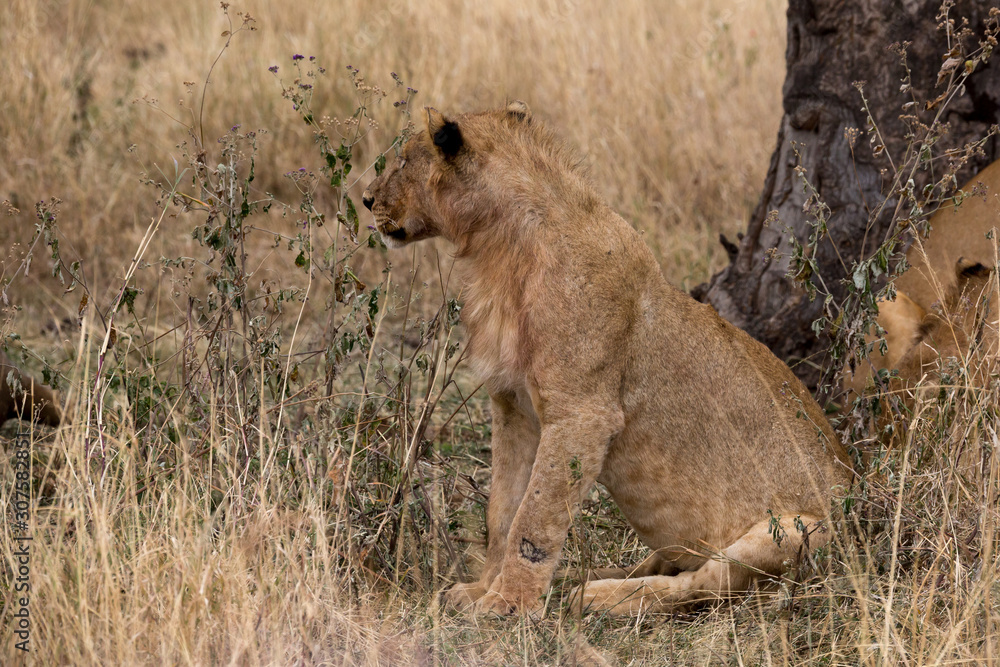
{"left": 425, "top": 107, "right": 463, "bottom": 158}
{"left": 955, "top": 256, "right": 991, "bottom": 281}
{"left": 506, "top": 100, "right": 531, "bottom": 121}
{"left": 425, "top": 107, "right": 447, "bottom": 136}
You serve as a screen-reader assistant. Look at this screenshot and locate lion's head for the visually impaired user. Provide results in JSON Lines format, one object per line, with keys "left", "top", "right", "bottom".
{"left": 362, "top": 101, "right": 537, "bottom": 249}
{"left": 843, "top": 159, "right": 1000, "bottom": 406}
{"left": 871, "top": 258, "right": 997, "bottom": 403}
{"left": 361, "top": 127, "right": 440, "bottom": 249}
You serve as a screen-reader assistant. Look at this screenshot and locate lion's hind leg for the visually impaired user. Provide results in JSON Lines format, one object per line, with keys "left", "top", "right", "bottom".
{"left": 571, "top": 514, "right": 829, "bottom": 616}
{"left": 583, "top": 551, "right": 680, "bottom": 581}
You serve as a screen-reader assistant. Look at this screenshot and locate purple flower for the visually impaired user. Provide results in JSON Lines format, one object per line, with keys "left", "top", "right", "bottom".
{"left": 268, "top": 65, "right": 278, "bottom": 73}
{"left": 292, "top": 54, "right": 304, "bottom": 61}
{"left": 309, "top": 55, "right": 315, "bottom": 61}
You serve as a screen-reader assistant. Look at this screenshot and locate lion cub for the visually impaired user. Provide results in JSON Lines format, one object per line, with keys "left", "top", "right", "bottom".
{"left": 891, "top": 259, "right": 997, "bottom": 399}
{"left": 362, "top": 102, "right": 852, "bottom": 616}
{"left": 843, "top": 158, "right": 1000, "bottom": 403}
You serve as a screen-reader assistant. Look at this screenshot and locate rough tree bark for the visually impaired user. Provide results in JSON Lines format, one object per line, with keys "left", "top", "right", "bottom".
{"left": 695, "top": 0, "right": 1000, "bottom": 390}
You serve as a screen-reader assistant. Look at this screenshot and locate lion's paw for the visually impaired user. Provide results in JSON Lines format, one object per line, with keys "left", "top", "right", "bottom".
{"left": 440, "top": 581, "right": 488, "bottom": 612}
{"left": 473, "top": 587, "right": 543, "bottom": 618}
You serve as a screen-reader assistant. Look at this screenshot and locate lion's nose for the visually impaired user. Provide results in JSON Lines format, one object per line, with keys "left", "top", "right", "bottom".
{"left": 362, "top": 193, "right": 375, "bottom": 211}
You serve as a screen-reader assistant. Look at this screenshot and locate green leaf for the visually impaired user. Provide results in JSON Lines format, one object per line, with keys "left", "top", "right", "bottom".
{"left": 374, "top": 154, "right": 386, "bottom": 176}
{"left": 119, "top": 286, "right": 141, "bottom": 314}
{"left": 345, "top": 197, "right": 359, "bottom": 237}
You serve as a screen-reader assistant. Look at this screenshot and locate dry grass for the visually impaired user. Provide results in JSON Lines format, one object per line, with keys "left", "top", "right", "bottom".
{"left": 3, "top": 0, "right": 1000, "bottom": 664}
{"left": 1, "top": 0, "right": 781, "bottom": 298}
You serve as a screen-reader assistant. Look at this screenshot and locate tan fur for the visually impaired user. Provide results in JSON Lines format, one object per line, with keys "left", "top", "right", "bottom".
{"left": 363, "top": 103, "right": 852, "bottom": 616}
{"left": 875, "top": 291, "right": 928, "bottom": 370}
{"left": 0, "top": 349, "right": 61, "bottom": 426}
{"left": 842, "top": 291, "right": 927, "bottom": 399}
{"left": 893, "top": 260, "right": 998, "bottom": 396}
{"left": 897, "top": 160, "right": 1000, "bottom": 308}
{"left": 844, "top": 160, "right": 1000, "bottom": 401}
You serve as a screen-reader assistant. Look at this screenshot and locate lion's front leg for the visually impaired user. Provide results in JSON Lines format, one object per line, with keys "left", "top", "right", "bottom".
{"left": 442, "top": 390, "right": 539, "bottom": 611}
{"left": 475, "top": 403, "right": 624, "bottom": 616}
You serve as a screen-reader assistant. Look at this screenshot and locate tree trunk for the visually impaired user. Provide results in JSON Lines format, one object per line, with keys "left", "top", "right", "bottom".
{"left": 695, "top": 0, "right": 1000, "bottom": 390}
